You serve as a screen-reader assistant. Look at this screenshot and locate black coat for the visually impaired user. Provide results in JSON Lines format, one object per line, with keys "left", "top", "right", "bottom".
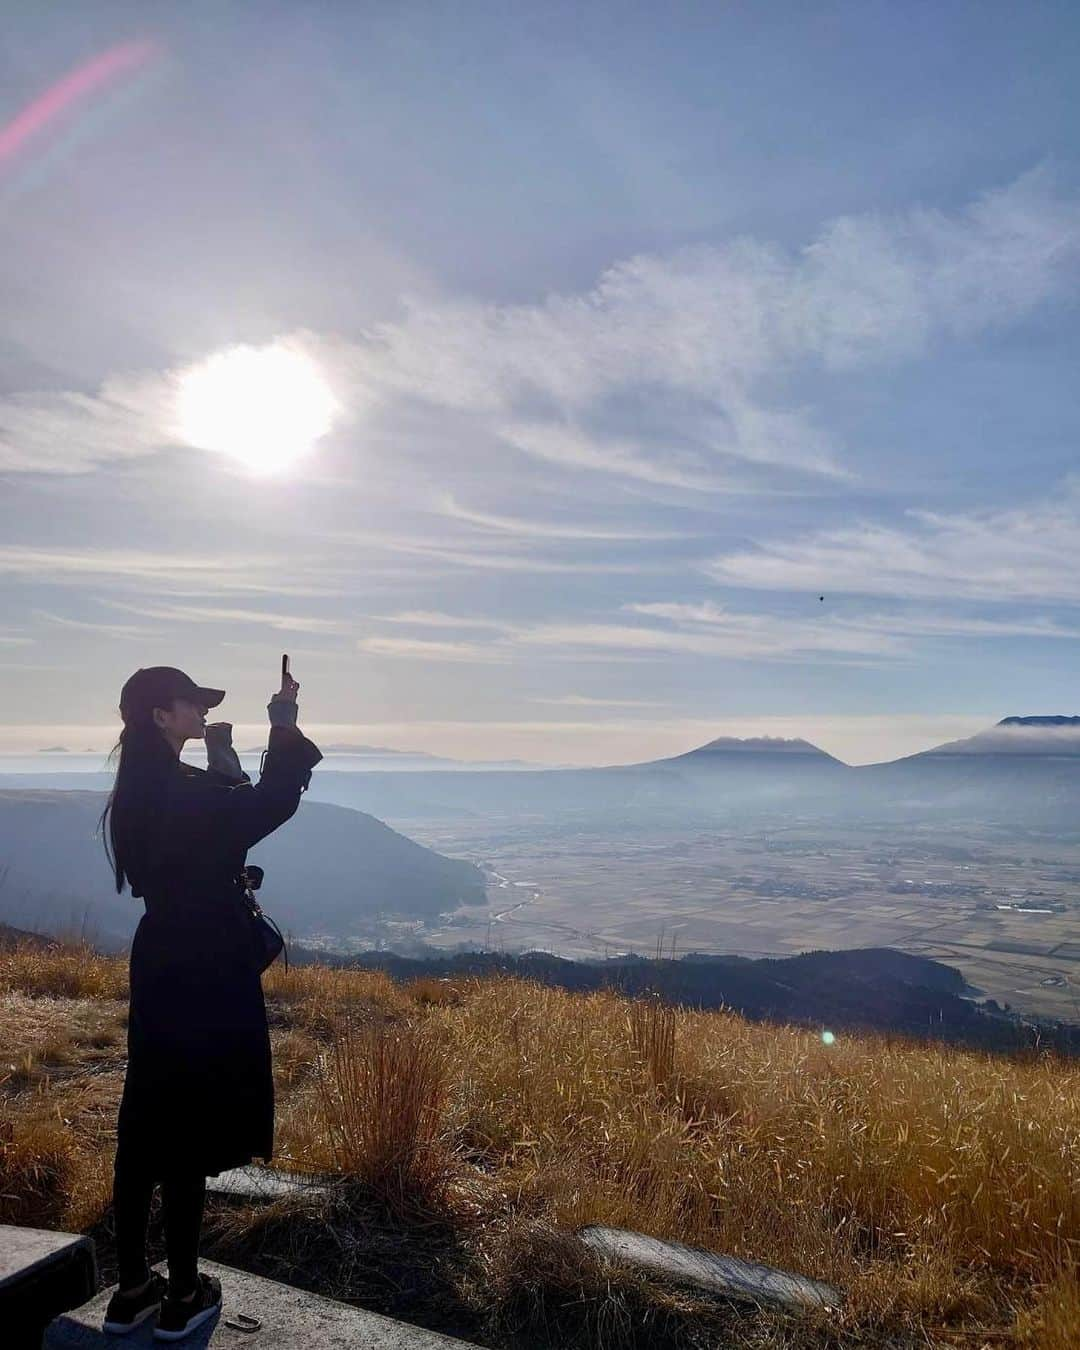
{"left": 116, "top": 724, "right": 323, "bottom": 1179}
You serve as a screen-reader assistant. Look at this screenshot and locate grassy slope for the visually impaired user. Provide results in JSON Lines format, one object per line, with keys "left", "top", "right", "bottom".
{"left": 1, "top": 937, "right": 1077, "bottom": 1349}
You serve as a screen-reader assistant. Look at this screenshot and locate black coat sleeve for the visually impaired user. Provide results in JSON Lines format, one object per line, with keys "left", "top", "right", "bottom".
{"left": 159, "top": 726, "right": 323, "bottom": 863}
{"left": 214, "top": 725, "right": 323, "bottom": 852}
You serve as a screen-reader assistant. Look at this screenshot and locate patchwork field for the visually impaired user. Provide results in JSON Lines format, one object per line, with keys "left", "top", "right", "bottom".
{"left": 389, "top": 819, "right": 1080, "bottom": 1024}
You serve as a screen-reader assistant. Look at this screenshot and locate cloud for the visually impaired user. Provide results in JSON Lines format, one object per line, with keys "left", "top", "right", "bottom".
{"left": 100, "top": 598, "right": 351, "bottom": 633}
{"left": 625, "top": 599, "right": 1080, "bottom": 641}
{"left": 315, "top": 163, "right": 1079, "bottom": 488}
{"left": 356, "top": 635, "right": 513, "bottom": 662}
{"left": 355, "top": 594, "right": 1072, "bottom": 668}
{"left": 4, "top": 168, "right": 1077, "bottom": 528}
{"left": 30, "top": 608, "right": 165, "bottom": 640}
{"left": 319, "top": 528, "right": 679, "bottom": 574}
{"left": 703, "top": 480, "right": 1080, "bottom": 603}
{"left": 531, "top": 694, "right": 670, "bottom": 707}
{"left": 495, "top": 420, "right": 734, "bottom": 490}
{"left": 0, "top": 544, "right": 348, "bottom": 595}
{"left": 350, "top": 602, "right": 907, "bottom": 666}
{"left": 518, "top": 617, "right": 902, "bottom": 664}
{"left": 368, "top": 610, "right": 508, "bottom": 629}
{"left": 437, "top": 492, "right": 689, "bottom": 540}
{"left": 0, "top": 375, "right": 167, "bottom": 474}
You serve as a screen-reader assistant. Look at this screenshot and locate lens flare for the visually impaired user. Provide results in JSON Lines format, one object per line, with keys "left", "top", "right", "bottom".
{"left": 0, "top": 41, "right": 159, "bottom": 165}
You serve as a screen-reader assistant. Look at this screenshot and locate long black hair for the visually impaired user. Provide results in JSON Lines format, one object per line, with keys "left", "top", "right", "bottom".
{"left": 99, "top": 706, "right": 179, "bottom": 896}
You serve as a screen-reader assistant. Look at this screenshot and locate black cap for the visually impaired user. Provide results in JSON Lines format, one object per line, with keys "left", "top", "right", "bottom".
{"left": 119, "top": 666, "right": 226, "bottom": 722}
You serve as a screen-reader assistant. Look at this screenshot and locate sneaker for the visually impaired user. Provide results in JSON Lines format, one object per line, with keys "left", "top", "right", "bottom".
{"left": 153, "top": 1272, "right": 222, "bottom": 1341}
{"left": 102, "top": 1269, "right": 168, "bottom": 1334}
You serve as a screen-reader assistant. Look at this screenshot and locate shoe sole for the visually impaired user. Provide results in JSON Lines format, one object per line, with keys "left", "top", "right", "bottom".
{"left": 153, "top": 1300, "right": 221, "bottom": 1340}
{"left": 103, "top": 1301, "right": 162, "bottom": 1334}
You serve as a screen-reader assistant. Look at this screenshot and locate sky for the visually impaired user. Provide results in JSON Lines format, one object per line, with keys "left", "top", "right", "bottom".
{"left": 1, "top": 1, "right": 1079, "bottom": 768}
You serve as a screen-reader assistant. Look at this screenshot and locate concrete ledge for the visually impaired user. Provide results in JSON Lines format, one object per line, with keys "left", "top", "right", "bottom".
{"left": 578, "top": 1224, "right": 841, "bottom": 1312}
{"left": 44, "top": 1256, "right": 482, "bottom": 1348}
{"left": 1, "top": 1225, "right": 98, "bottom": 1350}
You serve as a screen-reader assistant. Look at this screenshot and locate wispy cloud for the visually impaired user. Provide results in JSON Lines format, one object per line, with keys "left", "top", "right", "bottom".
{"left": 625, "top": 599, "right": 1080, "bottom": 641}
{"left": 703, "top": 479, "right": 1080, "bottom": 603}
{"left": 351, "top": 605, "right": 905, "bottom": 665}
{"left": 8, "top": 168, "right": 1075, "bottom": 509}
{"left": 531, "top": 694, "right": 670, "bottom": 707}
{"left": 368, "top": 610, "right": 508, "bottom": 629}
{"left": 0, "top": 544, "right": 346, "bottom": 595}
{"left": 437, "top": 492, "right": 689, "bottom": 540}
{"left": 516, "top": 618, "right": 903, "bottom": 664}
{"left": 354, "top": 595, "right": 1067, "bottom": 668}
{"left": 313, "top": 163, "right": 1079, "bottom": 492}
{"left": 100, "top": 598, "right": 351, "bottom": 633}
{"left": 356, "top": 635, "right": 513, "bottom": 662}
{"left": 30, "top": 608, "right": 164, "bottom": 639}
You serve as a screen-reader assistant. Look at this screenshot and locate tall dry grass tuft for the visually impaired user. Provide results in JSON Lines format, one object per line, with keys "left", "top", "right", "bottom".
{"left": 627, "top": 996, "right": 678, "bottom": 1102}
{"left": 308, "top": 1018, "right": 457, "bottom": 1217}
{"left": 0, "top": 1113, "right": 81, "bottom": 1226}
{"left": 0, "top": 936, "right": 127, "bottom": 1000}
{"left": 1012, "top": 1260, "right": 1080, "bottom": 1349}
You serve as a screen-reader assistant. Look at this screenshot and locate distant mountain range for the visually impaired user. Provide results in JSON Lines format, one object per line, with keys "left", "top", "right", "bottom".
{"left": 290, "top": 715, "right": 1080, "bottom": 828}
{"left": 6, "top": 715, "right": 1080, "bottom": 831}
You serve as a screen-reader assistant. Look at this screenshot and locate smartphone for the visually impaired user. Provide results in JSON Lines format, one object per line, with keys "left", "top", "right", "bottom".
{"left": 281, "top": 653, "right": 290, "bottom": 684}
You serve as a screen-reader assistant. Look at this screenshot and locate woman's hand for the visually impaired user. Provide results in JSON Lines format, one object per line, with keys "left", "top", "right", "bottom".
{"left": 267, "top": 671, "right": 300, "bottom": 728}
{"left": 205, "top": 721, "right": 246, "bottom": 779}
{"left": 204, "top": 721, "right": 235, "bottom": 748}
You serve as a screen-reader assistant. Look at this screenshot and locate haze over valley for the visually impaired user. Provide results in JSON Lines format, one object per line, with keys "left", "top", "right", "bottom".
{"left": 4, "top": 714, "right": 1078, "bottom": 1027}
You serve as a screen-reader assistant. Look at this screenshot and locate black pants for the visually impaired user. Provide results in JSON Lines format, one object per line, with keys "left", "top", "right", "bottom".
{"left": 112, "top": 1141, "right": 206, "bottom": 1296}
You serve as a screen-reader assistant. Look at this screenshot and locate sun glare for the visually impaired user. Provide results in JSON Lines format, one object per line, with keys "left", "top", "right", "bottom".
{"left": 174, "top": 343, "right": 338, "bottom": 474}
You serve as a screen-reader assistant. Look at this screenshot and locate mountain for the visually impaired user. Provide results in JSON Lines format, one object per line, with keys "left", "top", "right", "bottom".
{"left": 909, "top": 715, "right": 1080, "bottom": 756}
{"left": 0, "top": 788, "right": 485, "bottom": 951}
{"left": 853, "top": 715, "right": 1080, "bottom": 824}
{"left": 0, "top": 918, "right": 58, "bottom": 950}
{"left": 660, "top": 735, "right": 844, "bottom": 764}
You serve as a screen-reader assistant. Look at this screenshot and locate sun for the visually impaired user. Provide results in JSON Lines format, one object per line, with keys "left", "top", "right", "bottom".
{"left": 174, "top": 343, "right": 338, "bottom": 474}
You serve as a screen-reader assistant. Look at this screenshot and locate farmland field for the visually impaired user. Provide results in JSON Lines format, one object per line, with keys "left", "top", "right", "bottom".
{"left": 387, "top": 818, "right": 1080, "bottom": 1024}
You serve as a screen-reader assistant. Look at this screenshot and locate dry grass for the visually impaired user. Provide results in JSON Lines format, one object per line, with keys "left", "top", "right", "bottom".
{"left": 0, "top": 938, "right": 127, "bottom": 1000}
{"left": 1, "top": 934, "right": 1077, "bottom": 1347}
{"left": 306, "top": 1020, "right": 460, "bottom": 1216}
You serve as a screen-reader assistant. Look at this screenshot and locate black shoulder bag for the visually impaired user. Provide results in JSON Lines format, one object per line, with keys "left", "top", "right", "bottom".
{"left": 239, "top": 865, "right": 288, "bottom": 973}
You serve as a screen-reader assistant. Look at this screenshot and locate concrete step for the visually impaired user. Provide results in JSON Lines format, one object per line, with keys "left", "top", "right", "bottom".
{"left": 44, "top": 1256, "right": 482, "bottom": 1348}
{"left": 1, "top": 1224, "right": 98, "bottom": 1350}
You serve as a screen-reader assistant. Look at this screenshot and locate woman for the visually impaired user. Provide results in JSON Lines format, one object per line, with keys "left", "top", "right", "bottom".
{"left": 97, "top": 664, "right": 322, "bottom": 1340}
